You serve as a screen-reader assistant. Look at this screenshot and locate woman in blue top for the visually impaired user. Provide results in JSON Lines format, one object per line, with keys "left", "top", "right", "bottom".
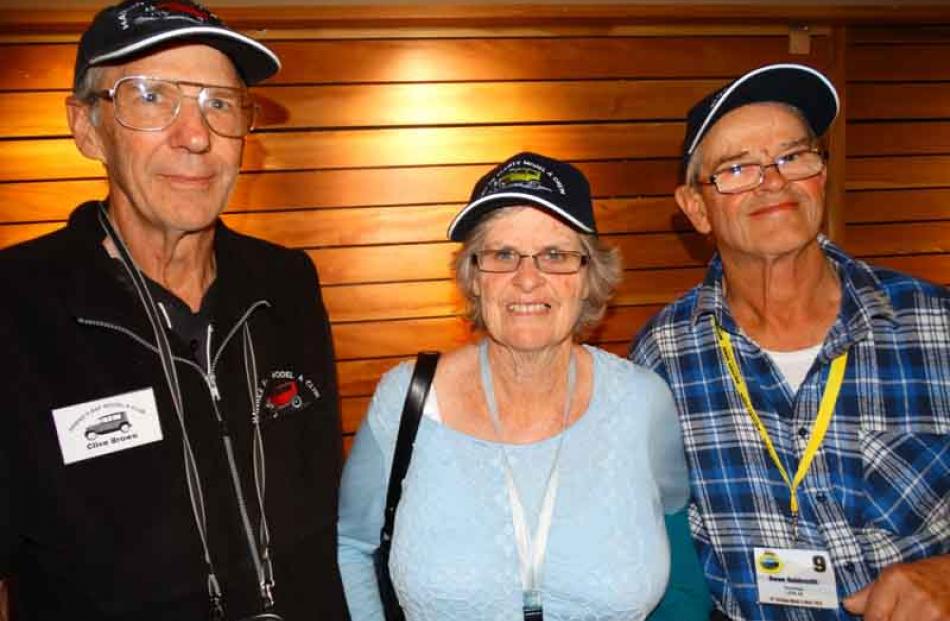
{"left": 338, "top": 152, "right": 710, "bottom": 620}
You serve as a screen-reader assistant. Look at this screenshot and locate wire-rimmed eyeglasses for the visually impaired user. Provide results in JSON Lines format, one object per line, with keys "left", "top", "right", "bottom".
{"left": 472, "top": 249, "right": 589, "bottom": 274}
{"left": 87, "top": 75, "right": 255, "bottom": 139}
{"left": 698, "top": 147, "right": 827, "bottom": 194}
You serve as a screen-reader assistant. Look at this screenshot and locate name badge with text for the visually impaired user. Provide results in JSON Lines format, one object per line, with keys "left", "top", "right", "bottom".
{"left": 52, "top": 387, "right": 163, "bottom": 465}
{"left": 754, "top": 547, "right": 839, "bottom": 609}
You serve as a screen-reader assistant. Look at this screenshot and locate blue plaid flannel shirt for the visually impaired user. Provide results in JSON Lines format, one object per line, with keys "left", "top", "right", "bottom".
{"left": 629, "top": 237, "right": 950, "bottom": 621}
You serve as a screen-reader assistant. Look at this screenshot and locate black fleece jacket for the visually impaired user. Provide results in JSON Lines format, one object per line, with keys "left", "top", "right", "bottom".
{"left": 0, "top": 201, "right": 348, "bottom": 620}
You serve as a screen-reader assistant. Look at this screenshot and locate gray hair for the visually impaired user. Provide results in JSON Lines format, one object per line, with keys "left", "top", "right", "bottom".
{"left": 73, "top": 65, "right": 108, "bottom": 126}
{"left": 453, "top": 206, "right": 622, "bottom": 337}
{"left": 684, "top": 101, "right": 818, "bottom": 186}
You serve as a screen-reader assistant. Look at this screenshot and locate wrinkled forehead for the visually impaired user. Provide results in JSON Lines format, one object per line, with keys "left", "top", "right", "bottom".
{"left": 93, "top": 42, "right": 244, "bottom": 89}
{"left": 699, "top": 101, "right": 814, "bottom": 160}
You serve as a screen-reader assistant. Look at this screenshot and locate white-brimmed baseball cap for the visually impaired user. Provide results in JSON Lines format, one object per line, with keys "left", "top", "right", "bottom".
{"left": 74, "top": 0, "right": 280, "bottom": 89}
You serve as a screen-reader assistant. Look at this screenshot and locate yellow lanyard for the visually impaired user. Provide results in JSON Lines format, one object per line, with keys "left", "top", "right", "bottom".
{"left": 711, "top": 317, "right": 848, "bottom": 515}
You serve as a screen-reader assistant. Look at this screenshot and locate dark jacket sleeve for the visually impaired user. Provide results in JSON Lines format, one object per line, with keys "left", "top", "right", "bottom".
{"left": 289, "top": 249, "right": 350, "bottom": 618}
{"left": 0, "top": 266, "right": 19, "bottom": 579}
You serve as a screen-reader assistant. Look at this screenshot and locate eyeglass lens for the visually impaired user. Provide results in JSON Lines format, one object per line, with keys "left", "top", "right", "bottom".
{"left": 475, "top": 250, "right": 587, "bottom": 274}
{"left": 113, "top": 77, "right": 251, "bottom": 138}
{"left": 712, "top": 149, "right": 824, "bottom": 193}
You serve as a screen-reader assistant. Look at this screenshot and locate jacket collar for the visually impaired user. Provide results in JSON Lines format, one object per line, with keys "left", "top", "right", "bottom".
{"left": 64, "top": 201, "right": 270, "bottom": 341}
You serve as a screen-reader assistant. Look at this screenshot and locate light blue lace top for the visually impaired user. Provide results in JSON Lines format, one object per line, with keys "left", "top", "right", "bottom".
{"left": 338, "top": 345, "right": 694, "bottom": 620}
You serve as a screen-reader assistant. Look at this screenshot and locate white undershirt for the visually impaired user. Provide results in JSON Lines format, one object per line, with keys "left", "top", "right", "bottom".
{"left": 762, "top": 344, "right": 823, "bottom": 393}
{"left": 422, "top": 385, "right": 442, "bottom": 421}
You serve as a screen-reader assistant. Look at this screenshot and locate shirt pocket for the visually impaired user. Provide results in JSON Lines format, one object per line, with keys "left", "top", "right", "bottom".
{"left": 857, "top": 428, "right": 950, "bottom": 535}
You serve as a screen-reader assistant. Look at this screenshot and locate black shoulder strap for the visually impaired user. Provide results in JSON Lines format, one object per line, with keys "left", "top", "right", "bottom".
{"left": 380, "top": 351, "right": 440, "bottom": 545}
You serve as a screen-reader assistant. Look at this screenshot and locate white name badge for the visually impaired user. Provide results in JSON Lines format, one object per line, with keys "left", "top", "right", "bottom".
{"left": 754, "top": 547, "right": 839, "bottom": 609}
{"left": 52, "top": 387, "right": 164, "bottom": 465}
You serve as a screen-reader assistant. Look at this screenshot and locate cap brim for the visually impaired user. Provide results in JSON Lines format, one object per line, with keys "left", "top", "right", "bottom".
{"left": 447, "top": 192, "right": 595, "bottom": 241}
{"left": 88, "top": 26, "right": 280, "bottom": 85}
{"left": 687, "top": 63, "right": 839, "bottom": 155}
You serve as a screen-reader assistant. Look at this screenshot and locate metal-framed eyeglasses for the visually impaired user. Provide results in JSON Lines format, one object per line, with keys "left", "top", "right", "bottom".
{"left": 87, "top": 75, "right": 255, "bottom": 139}
{"left": 472, "top": 248, "right": 590, "bottom": 274}
{"left": 698, "top": 147, "right": 827, "bottom": 194}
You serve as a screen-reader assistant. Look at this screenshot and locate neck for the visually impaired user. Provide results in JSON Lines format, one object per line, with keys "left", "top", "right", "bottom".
{"left": 485, "top": 338, "right": 575, "bottom": 436}
{"left": 105, "top": 202, "right": 217, "bottom": 313}
{"left": 720, "top": 241, "right": 841, "bottom": 351}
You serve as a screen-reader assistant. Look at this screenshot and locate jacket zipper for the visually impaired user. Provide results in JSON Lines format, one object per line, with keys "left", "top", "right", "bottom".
{"left": 78, "top": 299, "right": 274, "bottom": 609}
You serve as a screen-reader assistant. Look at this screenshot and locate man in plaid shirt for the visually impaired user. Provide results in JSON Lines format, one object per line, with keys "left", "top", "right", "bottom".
{"left": 630, "top": 64, "right": 949, "bottom": 621}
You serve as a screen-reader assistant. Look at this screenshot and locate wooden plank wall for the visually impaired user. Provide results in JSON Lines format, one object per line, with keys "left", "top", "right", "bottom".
{"left": 0, "top": 8, "right": 947, "bottom": 451}
{"left": 843, "top": 25, "right": 950, "bottom": 283}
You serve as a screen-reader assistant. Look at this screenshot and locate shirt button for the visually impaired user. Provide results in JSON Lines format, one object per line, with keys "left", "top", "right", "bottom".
{"left": 815, "top": 492, "right": 827, "bottom": 503}
{"left": 798, "top": 426, "right": 809, "bottom": 438}
{"left": 844, "top": 561, "right": 855, "bottom": 572}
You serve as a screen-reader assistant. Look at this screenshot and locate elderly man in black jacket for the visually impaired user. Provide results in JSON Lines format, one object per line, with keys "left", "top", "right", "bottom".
{"left": 0, "top": 2, "right": 348, "bottom": 620}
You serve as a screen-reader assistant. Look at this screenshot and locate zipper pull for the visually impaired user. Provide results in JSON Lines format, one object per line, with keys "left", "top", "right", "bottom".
{"left": 207, "top": 371, "right": 222, "bottom": 402}
{"left": 205, "top": 324, "right": 221, "bottom": 401}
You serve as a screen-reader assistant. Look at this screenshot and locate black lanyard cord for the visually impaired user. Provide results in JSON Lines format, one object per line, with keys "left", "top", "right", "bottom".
{"left": 95, "top": 203, "right": 278, "bottom": 618}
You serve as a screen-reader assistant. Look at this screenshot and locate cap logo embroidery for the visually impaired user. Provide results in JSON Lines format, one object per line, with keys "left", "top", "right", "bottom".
{"left": 117, "top": 1, "right": 215, "bottom": 31}
{"left": 485, "top": 159, "right": 566, "bottom": 196}
{"left": 497, "top": 167, "right": 546, "bottom": 191}
{"left": 156, "top": 1, "right": 214, "bottom": 21}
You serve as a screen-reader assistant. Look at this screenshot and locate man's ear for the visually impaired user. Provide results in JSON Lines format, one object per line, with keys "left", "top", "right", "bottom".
{"left": 66, "top": 96, "right": 107, "bottom": 163}
{"left": 674, "top": 184, "right": 712, "bottom": 235}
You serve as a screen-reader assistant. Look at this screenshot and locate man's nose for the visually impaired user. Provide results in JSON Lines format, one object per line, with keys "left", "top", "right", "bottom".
{"left": 168, "top": 96, "right": 212, "bottom": 153}
{"left": 757, "top": 162, "right": 789, "bottom": 192}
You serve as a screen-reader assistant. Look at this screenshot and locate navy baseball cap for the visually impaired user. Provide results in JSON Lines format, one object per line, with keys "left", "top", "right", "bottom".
{"left": 683, "top": 63, "right": 840, "bottom": 159}
{"left": 74, "top": 0, "right": 280, "bottom": 90}
{"left": 447, "top": 152, "right": 596, "bottom": 242}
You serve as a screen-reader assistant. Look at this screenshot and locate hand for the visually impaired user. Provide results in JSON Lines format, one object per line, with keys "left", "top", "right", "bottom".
{"left": 843, "top": 555, "right": 950, "bottom": 621}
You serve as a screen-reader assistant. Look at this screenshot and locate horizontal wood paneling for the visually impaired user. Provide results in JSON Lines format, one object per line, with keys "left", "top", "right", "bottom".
{"left": 845, "top": 155, "right": 950, "bottom": 190}
{"left": 0, "top": 159, "right": 681, "bottom": 219}
{"left": 846, "top": 189, "right": 950, "bottom": 224}
{"left": 0, "top": 91, "right": 68, "bottom": 137}
{"left": 0, "top": 37, "right": 832, "bottom": 90}
{"left": 308, "top": 244, "right": 458, "bottom": 286}
{"left": 847, "top": 43, "right": 950, "bottom": 81}
{"left": 0, "top": 222, "right": 62, "bottom": 249}
{"left": 0, "top": 122, "right": 684, "bottom": 182}
{"left": 0, "top": 43, "right": 73, "bottom": 90}
{"left": 5, "top": 14, "right": 948, "bottom": 457}
{"left": 337, "top": 356, "right": 412, "bottom": 397}
{"left": 848, "top": 26, "right": 950, "bottom": 44}
{"left": 841, "top": 25, "right": 950, "bottom": 290}
{"left": 322, "top": 266, "right": 705, "bottom": 323}
{"left": 869, "top": 254, "right": 950, "bottom": 286}
{"left": 306, "top": 232, "right": 712, "bottom": 287}
{"left": 1, "top": 6, "right": 947, "bottom": 34}
{"left": 1, "top": 79, "right": 726, "bottom": 137}
{"left": 221, "top": 198, "right": 684, "bottom": 249}
{"left": 341, "top": 396, "right": 371, "bottom": 434}
{"left": 848, "top": 82, "right": 950, "bottom": 121}
{"left": 0, "top": 179, "right": 107, "bottom": 220}
{"left": 846, "top": 121, "right": 950, "bottom": 157}
{"left": 842, "top": 222, "right": 950, "bottom": 256}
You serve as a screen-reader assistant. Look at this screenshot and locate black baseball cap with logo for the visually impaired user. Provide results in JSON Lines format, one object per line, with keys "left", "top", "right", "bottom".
{"left": 447, "top": 152, "right": 596, "bottom": 242}
{"left": 73, "top": 0, "right": 280, "bottom": 90}
{"left": 682, "top": 63, "right": 840, "bottom": 161}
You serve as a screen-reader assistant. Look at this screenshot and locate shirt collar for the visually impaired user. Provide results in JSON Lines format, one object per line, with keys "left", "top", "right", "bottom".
{"left": 688, "top": 235, "right": 897, "bottom": 345}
